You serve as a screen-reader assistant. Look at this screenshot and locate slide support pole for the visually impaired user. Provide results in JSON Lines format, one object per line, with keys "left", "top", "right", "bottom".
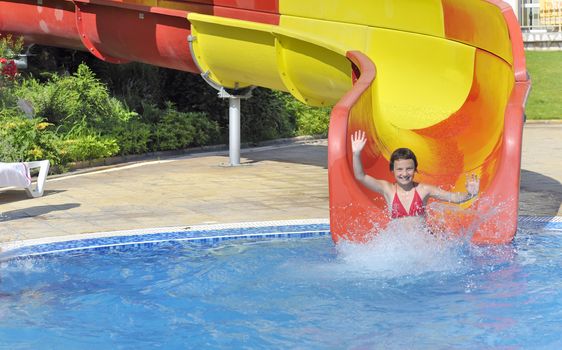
{"left": 229, "top": 96, "right": 241, "bottom": 166}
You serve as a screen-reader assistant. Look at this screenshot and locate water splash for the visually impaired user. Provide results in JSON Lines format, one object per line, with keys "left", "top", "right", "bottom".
{"left": 334, "top": 218, "right": 469, "bottom": 278}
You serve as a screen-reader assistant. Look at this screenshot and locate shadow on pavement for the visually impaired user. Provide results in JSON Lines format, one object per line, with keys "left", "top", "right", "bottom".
{"left": 243, "top": 144, "right": 328, "bottom": 169}
{"left": 0, "top": 190, "right": 66, "bottom": 204}
{"left": 0, "top": 203, "right": 80, "bottom": 222}
{"left": 520, "top": 169, "right": 562, "bottom": 217}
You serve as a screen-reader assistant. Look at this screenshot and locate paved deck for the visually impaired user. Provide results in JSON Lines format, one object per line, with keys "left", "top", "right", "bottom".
{"left": 1, "top": 123, "right": 561, "bottom": 243}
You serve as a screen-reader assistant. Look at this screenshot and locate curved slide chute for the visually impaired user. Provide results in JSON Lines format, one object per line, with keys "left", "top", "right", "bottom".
{"left": 0, "top": 0, "right": 530, "bottom": 244}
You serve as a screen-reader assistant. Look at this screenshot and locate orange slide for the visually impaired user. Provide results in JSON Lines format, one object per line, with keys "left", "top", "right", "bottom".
{"left": 0, "top": 0, "right": 530, "bottom": 244}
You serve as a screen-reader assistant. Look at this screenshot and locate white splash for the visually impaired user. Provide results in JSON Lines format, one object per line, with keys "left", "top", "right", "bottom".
{"left": 334, "top": 218, "right": 467, "bottom": 278}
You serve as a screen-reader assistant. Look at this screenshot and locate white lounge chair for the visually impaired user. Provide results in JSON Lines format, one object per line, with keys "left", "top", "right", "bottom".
{"left": 0, "top": 160, "right": 50, "bottom": 198}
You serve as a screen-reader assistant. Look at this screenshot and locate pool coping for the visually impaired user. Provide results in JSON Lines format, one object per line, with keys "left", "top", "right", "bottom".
{"left": 0, "top": 218, "right": 331, "bottom": 260}
{"left": 1, "top": 216, "right": 561, "bottom": 260}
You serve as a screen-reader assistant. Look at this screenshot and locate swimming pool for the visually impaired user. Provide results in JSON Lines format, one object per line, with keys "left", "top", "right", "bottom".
{"left": 0, "top": 217, "right": 561, "bottom": 349}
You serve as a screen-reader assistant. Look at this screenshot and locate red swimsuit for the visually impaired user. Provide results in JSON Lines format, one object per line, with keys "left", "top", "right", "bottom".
{"left": 391, "top": 186, "right": 425, "bottom": 219}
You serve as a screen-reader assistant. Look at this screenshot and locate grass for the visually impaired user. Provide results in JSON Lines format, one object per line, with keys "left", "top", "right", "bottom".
{"left": 525, "top": 51, "right": 562, "bottom": 120}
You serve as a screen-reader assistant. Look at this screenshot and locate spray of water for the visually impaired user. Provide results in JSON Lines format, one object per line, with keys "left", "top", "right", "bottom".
{"left": 331, "top": 195, "right": 522, "bottom": 280}
{"left": 334, "top": 217, "right": 468, "bottom": 278}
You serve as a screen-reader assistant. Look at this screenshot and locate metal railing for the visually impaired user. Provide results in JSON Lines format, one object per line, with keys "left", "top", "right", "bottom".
{"left": 520, "top": 0, "right": 562, "bottom": 32}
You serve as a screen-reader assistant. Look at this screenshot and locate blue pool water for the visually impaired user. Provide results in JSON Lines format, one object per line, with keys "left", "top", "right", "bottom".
{"left": 0, "top": 219, "right": 561, "bottom": 349}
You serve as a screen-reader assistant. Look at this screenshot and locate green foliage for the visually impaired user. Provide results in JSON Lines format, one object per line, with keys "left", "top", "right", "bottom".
{"left": 15, "top": 64, "right": 127, "bottom": 133}
{"left": 153, "top": 104, "right": 219, "bottom": 151}
{"left": 1, "top": 46, "right": 329, "bottom": 172}
{"left": 525, "top": 51, "right": 562, "bottom": 120}
{"left": 109, "top": 116, "right": 151, "bottom": 155}
{"left": 57, "top": 134, "right": 119, "bottom": 163}
{"left": 0, "top": 34, "right": 23, "bottom": 59}
{"left": 238, "top": 88, "right": 295, "bottom": 142}
{"left": 0, "top": 112, "right": 61, "bottom": 164}
{"left": 0, "top": 111, "right": 119, "bottom": 168}
{"left": 0, "top": 80, "right": 18, "bottom": 108}
{"left": 13, "top": 63, "right": 145, "bottom": 159}
{"left": 0, "top": 64, "right": 125, "bottom": 168}
{"left": 275, "top": 91, "right": 331, "bottom": 136}
{"left": 87, "top": 62, "right": 298, "bottom": 142}
{"left": 88, "top": 62, "right": 167, "bottom": 112}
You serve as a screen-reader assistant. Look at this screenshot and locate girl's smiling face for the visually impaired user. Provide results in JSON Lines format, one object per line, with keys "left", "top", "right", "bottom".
{"left": 392, "top": 158, "right": 416, "bottom": 185}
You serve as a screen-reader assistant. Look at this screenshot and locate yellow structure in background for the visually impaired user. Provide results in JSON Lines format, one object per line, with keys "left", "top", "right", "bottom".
{"left": 540, "top": 0, "right": 562, "bottom": 26}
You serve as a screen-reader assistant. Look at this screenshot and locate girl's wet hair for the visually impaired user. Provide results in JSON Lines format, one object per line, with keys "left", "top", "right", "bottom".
{"left": 390, "top": 148, "right": 418, "bottom": 171}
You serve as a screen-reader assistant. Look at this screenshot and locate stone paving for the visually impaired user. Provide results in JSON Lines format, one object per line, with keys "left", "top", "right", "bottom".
{"left": 0, "top": 123, "right": 561, "bottom": 243}
{"left": 519, "top": 122, "right": 562, "bottom": 218}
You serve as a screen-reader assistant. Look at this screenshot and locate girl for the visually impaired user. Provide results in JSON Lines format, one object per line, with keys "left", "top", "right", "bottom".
{"left": 351, "top": 130, "right": 480, "bottom": 220}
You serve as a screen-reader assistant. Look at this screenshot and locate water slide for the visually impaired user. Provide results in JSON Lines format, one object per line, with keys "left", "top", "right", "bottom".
{"left": 0, "top": 0, "right": 530, "bottom": 244}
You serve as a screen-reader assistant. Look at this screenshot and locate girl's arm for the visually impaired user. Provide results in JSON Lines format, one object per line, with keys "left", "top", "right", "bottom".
{"left": 351, "top": 130, "right": 390, "bottom": 195}
{"left": 424, "top": 174, "right": 480, "bottom": 204}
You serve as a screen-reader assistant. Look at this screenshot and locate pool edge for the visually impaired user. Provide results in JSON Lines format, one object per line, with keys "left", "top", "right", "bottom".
{"left": 1, "top": 216, "right": 561, "bottom": 260}
{"left": 0, "top": 219, "right": 331, "bottom": 260}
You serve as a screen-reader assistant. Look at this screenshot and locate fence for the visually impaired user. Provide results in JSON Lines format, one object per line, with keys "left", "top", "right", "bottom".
{"left": 520, "top": 0, "right": 562, "bottom": 32}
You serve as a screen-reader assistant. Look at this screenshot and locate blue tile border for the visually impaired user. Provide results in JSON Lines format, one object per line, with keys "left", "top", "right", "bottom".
{"left": 518, "top": 215, "right": 562, "bottom": 231}
{"left": 0, "top": 220, "right": 331, "bottom": 260}
{"left": 1, "top": 216, "right": 560, "bottom": 261}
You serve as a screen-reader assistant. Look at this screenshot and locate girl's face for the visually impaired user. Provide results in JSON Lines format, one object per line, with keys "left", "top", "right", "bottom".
{"left": 392, "top": 158, "right": 416, "bottom": 185}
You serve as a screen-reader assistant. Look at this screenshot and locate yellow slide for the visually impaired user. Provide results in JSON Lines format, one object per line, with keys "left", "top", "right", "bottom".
{"left": 187, "top": 1, "right": 530, "bottom": 244}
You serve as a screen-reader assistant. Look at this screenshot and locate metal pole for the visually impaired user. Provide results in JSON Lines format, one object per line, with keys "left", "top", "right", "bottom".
{"left": 229, "top": 96, "right": 241, "bottom": 166}
{"left": 558, "top": 0, "right": 560, "bottom": 31}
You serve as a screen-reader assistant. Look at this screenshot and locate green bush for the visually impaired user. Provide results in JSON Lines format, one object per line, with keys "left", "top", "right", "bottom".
{"left": 0, "top": 34, "right": 23, "bottom": 59}
{"left": 0, "top": 112, "right": 61, "bottom": 164}
{"left": 105, "top": 98, "right": 151, "bottom": 155}
{"left": 153, "top": 104, "right": 219, "bottom": 151}
{"left": 239, "top": 88, "right": 295, "bottom": 142}
{"left": 109, "top": 117, "right": 151, "bottom": 155}
{"left": 0, "top": 80, "right": 18, "bottom": 108}
{"left": 15, "top": 64, "right": 134, "bottom": 134}
{"left": 2, "top": 48, "right": 329, "bottom": 172}
{"left": 92, "top": 64, "right": 298, "bottom": 142}
{"left": 88, "top": 61, "right": 167, "bottom": 112}
{"left": 57, "top": 134, "right": 119, "bottom": 163}
{"left": 0, "top": 111, "right": 120, "bottom": 169}
{"left": 5, "top": 63, "right": 227, "bottom": 166}
{"left": 276, "top": 91, "right": 331, "bottom": 136}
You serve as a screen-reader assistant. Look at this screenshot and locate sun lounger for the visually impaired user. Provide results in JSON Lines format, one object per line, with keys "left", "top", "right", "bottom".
{"left": 0, "top": 160, "right": 50, "bottom": 198}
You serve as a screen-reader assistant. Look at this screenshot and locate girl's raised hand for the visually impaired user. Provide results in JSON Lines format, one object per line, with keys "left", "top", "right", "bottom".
{"left": 465, "top": 173, "right": 480, "bottom": 197}
{"left": 351, "top": 130, "right": 367, "bottom": 154}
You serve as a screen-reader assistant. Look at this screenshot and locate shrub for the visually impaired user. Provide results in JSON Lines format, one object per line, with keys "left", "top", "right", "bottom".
{"left": 14, "top": 64, "right": 134, "bottom": 135}
{"left": 109, "top": 117, "right": 151, "bottom": 155}
{"left": 275, "top": 91, "right": 331, "bottom": 136}
{"left": 239, "top": 88, "right": 295, "bottom": 142}
{"left": 2, "top": 48, "right": 331, "bottom": 172}
{"left": 57, "top": 134, "right": 119, "bottom": 163}
{"left": 0, "top": 34, "right": 23, "bottom": 59}
{"left": 0, "top": 111, "right": 61, "bottom": 164}
{"left": 0, "top": 111, "right": 119, "bottom": 169}
{"left": 89, "top": 62, "right": 166, "bottom": 112}
{"left": 153, "top": 104, "right": 220, "bottom": 151}
{"left": 0, "top": 79, "right": 18, "bottom": 108}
